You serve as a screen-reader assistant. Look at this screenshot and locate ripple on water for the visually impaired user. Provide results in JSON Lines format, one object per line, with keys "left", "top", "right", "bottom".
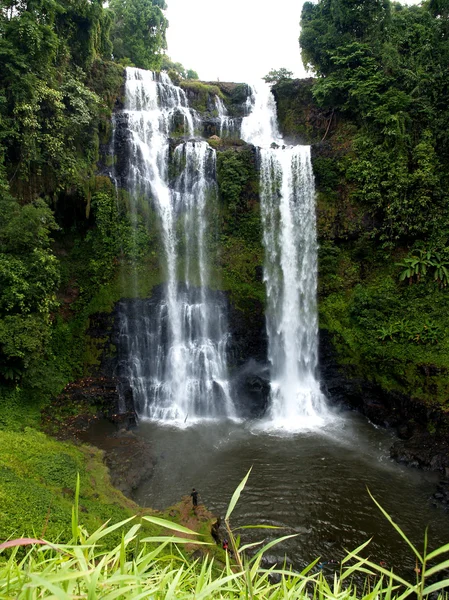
{"left": 133, "top": 415, "right": 449, "bottom": 576}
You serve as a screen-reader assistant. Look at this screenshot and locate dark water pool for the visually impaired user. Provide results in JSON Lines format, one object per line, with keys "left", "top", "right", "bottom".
{"left": 132, "top": 411, "right": 449, "bottom": 576}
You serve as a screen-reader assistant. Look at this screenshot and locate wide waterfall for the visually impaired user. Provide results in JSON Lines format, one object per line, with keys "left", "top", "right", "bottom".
{"left": 241, "top": 82, "right": 329, "bottom": 427}
{"left": 117, "top": 67, "right": 235, "bottom": 422}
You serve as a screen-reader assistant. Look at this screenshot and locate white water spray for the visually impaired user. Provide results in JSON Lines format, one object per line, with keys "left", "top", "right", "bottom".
{"left": 241, "top": 82, "right": 329, "bottom": 429}
{"left": 119, "top": 67, "right": 235, "bottom": 423}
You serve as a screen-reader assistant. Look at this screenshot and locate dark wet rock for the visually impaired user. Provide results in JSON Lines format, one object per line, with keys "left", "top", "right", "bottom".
{"left": 232, "top": 365, "right": 270, "bottom": 418}
{"left": 390, "top": 432, "right": 449, "bottom": 472}
{"left": 112, "top": 111, "right": 131, "bottom": 186}
{"left": 319, "top": 328, "right": 449, "bottom": 507}
{"left": 42, "top": 375, "right": 135, "bottom": 436}
{"left": 227, "top": 299, "right": 267, "bottom": 366}
{"left": 432, "top": 480, "right": 449, "bottom": 508}
{"left": 397, "top": 423, "right": 413, "bottom": 440}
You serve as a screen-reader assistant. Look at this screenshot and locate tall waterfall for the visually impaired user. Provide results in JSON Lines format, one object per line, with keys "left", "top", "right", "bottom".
{"left": 118, "top": 67, "right": 235, "bottom": 422}
{"left": 241, "top": 83, "right": 328, "bottom": 427}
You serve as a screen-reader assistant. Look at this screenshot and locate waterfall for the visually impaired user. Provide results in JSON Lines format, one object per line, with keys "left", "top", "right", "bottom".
{"left": 241, "top": 82, "right": 328, "bottom": 428}
{"left": 214, "top": 95, "right": 239, "bottom": 138}
{"left": 117, "top": 67, "right": 235, "bottom": 423}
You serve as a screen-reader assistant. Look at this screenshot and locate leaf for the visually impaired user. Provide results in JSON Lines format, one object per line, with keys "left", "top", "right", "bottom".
{"left": 238, "top": 540, "right": 264, "bottom": 553}
{"left": 0, "top": 538, "right": 48, "bottom": 550}
{"left": 424, "top": 557, "right": 449, "bottom": 577}
{"left": 234, "top": 524, "right": 283, "bottom": 531}
{"left": 225, "top": 467, "right": 252, "bottom": 521}
{"left": 340, "top": 537, "right": 372, "bottom": 565}
{"left": 426, "top": 540, "right": 449, "bottom": 561}
{"left": 86, "top": 516, "right": 135, "bottom": 544}
{"left": 140, "top": 536, "right": 211, "bottom": 545}
{"left": 368, "top": 489, "right": 423, "bottom": 563}
{"left": 248, "top": 534, "right": 298, "bottom": 566}
{"left": 422, "top": 578, "right": 449, "bottom": 595}
{"left": 142, "top": 515, "right": 201, "bottom": 536}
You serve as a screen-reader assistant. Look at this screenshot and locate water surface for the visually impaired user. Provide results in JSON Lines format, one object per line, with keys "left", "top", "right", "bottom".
{"left": 134, "top": 411, "right": 449, "bottom": 575}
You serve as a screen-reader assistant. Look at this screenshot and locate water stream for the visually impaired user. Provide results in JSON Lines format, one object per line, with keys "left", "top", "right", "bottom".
{"left": 241, "top": 82, "right": 328, "bottom": 428}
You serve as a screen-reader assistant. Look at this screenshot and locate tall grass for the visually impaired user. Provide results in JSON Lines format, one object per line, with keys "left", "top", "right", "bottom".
{"left": 1, "top": 472, "right": 448, "bottom": 599}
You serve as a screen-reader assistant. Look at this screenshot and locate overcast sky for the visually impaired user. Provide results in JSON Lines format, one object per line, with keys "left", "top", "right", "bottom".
{"left": 165, "top": 0, "right": 423, "bottom": 84}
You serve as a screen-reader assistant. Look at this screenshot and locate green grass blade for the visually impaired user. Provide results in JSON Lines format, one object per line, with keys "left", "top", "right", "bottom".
{"left": 120, "top": 533, "right": 126, "bottom": 575}
{"left": 142, "top": 515, "right": 201, "bottom": 536}
{"left": 225, "top": 467, "right": 252, "bottom": 521}
{"left": 368, "top": 489, "right": 423, "bottom": 563}
{"left": 249, "top": 534, "right": 298, "bottom": 565}
{"left": 28, "top": 574, "right": 72, "bottom": 599}
{"left": 140, "top": 536, "right": 211, "bottom": 545}
{"left": 195, "top": 572, "right": 243, "bottom": 599}
{"left": 344, "top": 554, "right": 413, "bottom": 590}
{"left": 340, "top": 538, "right": 373, "bottom": 564}
{"left": 422, "top": 578, "right": 449, "bottom": 595}
{"left": 71, "top": 473, "right": 80, "bottom": 543}
{"left": 426, "top": 541, "right": 449, "bottom": 561}
{"left": 424, "top": 557, "right": 449, "bottom": 577}
{"left": 239, "top": 540, "right": 264, "bottom": 553}
{"left": 165, "top": 565, "right": 184, "bottom": 599}
{"left": 86, "top": 516, "right": 135, "bottom": 544}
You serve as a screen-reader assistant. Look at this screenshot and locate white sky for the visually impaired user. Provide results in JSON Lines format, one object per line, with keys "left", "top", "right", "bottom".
{"left": 165, "top": 0, "right": 422, "bottom": 83}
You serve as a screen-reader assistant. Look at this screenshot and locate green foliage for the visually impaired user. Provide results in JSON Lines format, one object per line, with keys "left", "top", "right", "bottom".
{"left": 263, "top": 68, "right": 293, "bottom": 86}
{"left": 109, "top": 0, "right": 167, "bottom": 70}
{"left": 396, "top": 249, "right": 449, "bottom": 288}
{"left": 301, "top": 0, "right": 449, "bottom": 245}
{"left": 0, "top": 428, "right": 137, "bottom": 546}
{"left": 319, "top": 244, "right": 449, "bottom": 404}
{"left": 179, "top": 81, "right": 223, "bottom": 114}
{"left": 2, "top": 476, "right": 449, "bottom": 599}
{"left": 273, "top": 78, "right": 329, "bottom": 143}
{"left": 217, "top": 148, "right": 258, "bottom": 216}
{"left": 215, "top": 148, "right": 264, "bottom": 311}
{"left": 160, "top": 55, "right": 199, "bottom": 80}
{"left": 0, "top": 198, "right": 60, "bottom": 382}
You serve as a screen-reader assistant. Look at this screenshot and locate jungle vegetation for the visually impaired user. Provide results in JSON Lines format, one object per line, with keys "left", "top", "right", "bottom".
{"left": 292, "top": 0, "right": 449, "bottom": 404}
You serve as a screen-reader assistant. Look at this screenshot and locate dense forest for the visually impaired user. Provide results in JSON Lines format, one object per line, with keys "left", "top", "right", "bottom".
{"left": 0, "top": 0, "right": 198, "bottom": 409}
{"left": 277, "top": 0, "right": 449, "bottom": 418}
{"left": 1, "top": 0, "right": 449, "bottom": 574}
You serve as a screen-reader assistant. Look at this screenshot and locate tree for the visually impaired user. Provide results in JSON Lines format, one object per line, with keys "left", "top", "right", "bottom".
{"left": 186, "top": 69, "right": 199, "bottom": 80}
{"left": 263, "top": 68, "right": 293, "bottom": 86}
{"left": 300, "top": 0, "right": 449, "bottom": 243}
{"left": 0, "top": 197, "right": 60, "bottom": 381}
{"left": 109, "top": 0, "right": 167, "bottom": 70}
{"left": 160, "top": 55, "right": 199, "bottom": 80}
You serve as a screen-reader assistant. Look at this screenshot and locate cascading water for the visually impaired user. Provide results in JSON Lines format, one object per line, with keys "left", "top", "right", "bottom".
{"left": 214, "top": 95, "right": 239, "bottom": 138}
{"left": 117, "top": 67, "right": 235, "bottom": 422}
{"left": 241, "top": 82, "right": 329, "bottom": 428}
